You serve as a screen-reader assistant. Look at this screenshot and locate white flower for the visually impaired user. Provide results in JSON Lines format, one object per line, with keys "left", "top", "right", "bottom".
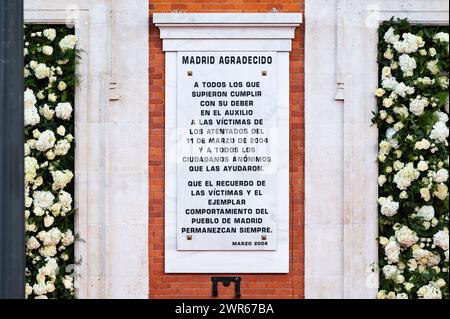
{"left": 25, "top": 157, "right": 39, "bottom": 185}
{"left": 42, "top": 45, "right": 53, "bottom": 56}
{"left": 417, "top": 283, "right": 442, "bottom": 299}
{"left": 39, "top": 104, "right": 55, "bottom": 120}
{"left": 38, "top": 228, "right": 62, "bottom": 246}
{"left": 44, "top": 215, "right": 55, "bottom": 228}
{"left": 396, "top": 293, "right": 408, "bottom": 299}
{"left": 381, "top": 66, "right": 391, "bottom": 79}
{"left": 417, "top": 161, "right": 429, "bottom": 171}
{"left": 54, "top": 139, "right": 71, "bottom": 156}
{"left": 381, "top": 76, "right": 398, "bottom": 91}
{"left": 62, "top": 275, "right": 74, "bottom": 289}
{"left": 33, "top": 191, "right": 55, "bottom": 210}
{"left": 433, "top": 230, "right": 449, "bottom": 251}
{"left": 415, "top": 139, "right": 431, "bottom": 150}
{"left": 29, "top": 60, "right": 38, "bottom": 69}
{"left": 32, "top": 283, "right": 47, "bottom": 296}
{"left": 420, "top": 187, "right": 431, "bottom": 202}
{"left": 417, "top": 206, "right": 435, "bottom": 221}
{"left": 393, "top": 106, "right": 409, "bottom": 118}
{"left": 435, "top": 111, "right": 449, "bottom": 123}
{"left": 41, "top": 257, "right": 58, "bottom": 277}
{"left": 55, "top": 102, "right": 73, "bottom": 120}
{"left": 61, "top": 230, "right": 75, "bottom": 246}
{"left": 58, "top": 81, "right": 67, "bottom": 91}
{"left": 35, "top": 130, "right": 56, "bottom": 152}
{"left": 378, "top": 175, "right": 387, "bottom": 187}
{"left": 393, "top": 163, "right": 420, "bottom": 190}
{"left": 409, "top": 96, "right": 429, "bottom": 116}
{"left": 34, "top": 63, "right": 50, "bottom": 79}
{"left": 48, "top": 93, "right": 57, "bottom": 103}
{"left": 394, "top": 82, "right": 414, "bottom": 97}
{"left": 384, "top": 28, "right": 400, "bottom": 45}
{"left": 43, "top": 28, "right": 56, "bottom": 41}
{"left": 24, "top": 105, "right": 40, "bottom": 127}
{"left": 51, "top": 170, "right": 74, "bottom": 191}
{"left": 385, "top": 239, "right": 400, "bottom": 264}
{"left": 434, "top": 183, "right": 448, "bottom": 200}
{"left": 26, "top": 236, "right": 41, "bottom": 250}
{"left": 430, "top": 121, "right": 449, "bottom": 143}
{"left": 433, "top": 169, "right": 449, "bottom": 183}
{"left": 24, "top": 88, "right": 37, "bottom": 108}
{"left": 384, "top": 47, "right": 394, "bottom": 60}
{"left": 427, "top": 59, "right": 440, "bottom": 75}
{"left": 58, "top": 191, "right": 73, "bottom": 213}
{"left": 378, "top": 196, "right": 399, "bottom": 217}
{"left": 59, "top": 35, "right": 77, "bottom": 51}
{"left": 39, "top": 245, "right": 57, "bottom": 257}
{"left": 399, "top": 54, "right": 417, "bottom": 73}
{"left": 25, "top": 283, "right": 33, "bottom": 298}
{"left": 382, "top": 265, "right": 399, "bottom": 280}
{"left": 434, "top": 32, "right": 449, "bottom": 43}
{"left": 56, "top": 125, "right": 66, "bottom": 136}
{"left": 394, "top": 33, "right": 420, "bottom": 53}
{"left": 395, "top": 225, "right": 418, "bottom": 248}
{"left": 375, "top": 88, "right": 385, "bottom": 97}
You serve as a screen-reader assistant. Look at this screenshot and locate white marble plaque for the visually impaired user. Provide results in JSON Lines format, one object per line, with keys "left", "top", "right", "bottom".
{"left": 176, "top": 52, "right": 279, "bottom": 250}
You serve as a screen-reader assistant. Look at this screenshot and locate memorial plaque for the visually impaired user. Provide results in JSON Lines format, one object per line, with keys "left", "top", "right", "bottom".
{"left": 176, "top": 52, "right": 279, "bottom": 250}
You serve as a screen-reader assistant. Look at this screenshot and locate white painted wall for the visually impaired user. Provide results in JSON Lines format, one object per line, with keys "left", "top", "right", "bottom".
{"left": 305, "top": 0, "right": 449, "bottom": 299}
{"left": 25, "top": 0, "right": 149, "bottom": 299}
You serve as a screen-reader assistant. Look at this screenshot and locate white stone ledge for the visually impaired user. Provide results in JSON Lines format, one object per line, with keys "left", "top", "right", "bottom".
{"left": 153, "top": 13, "right": 302, "bottom": 26}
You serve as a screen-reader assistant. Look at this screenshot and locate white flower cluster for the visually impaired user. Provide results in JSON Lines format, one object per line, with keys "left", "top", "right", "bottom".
{"left": 375, "top": 23, "right": 449, "bottom": 299}
{"left": 24, "top": 25, "right": 77, "bottom": 299}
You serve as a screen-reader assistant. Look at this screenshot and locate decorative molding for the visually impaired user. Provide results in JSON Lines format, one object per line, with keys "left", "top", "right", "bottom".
{"left": 155, "top": 13, "right": 301, "bottom": 273}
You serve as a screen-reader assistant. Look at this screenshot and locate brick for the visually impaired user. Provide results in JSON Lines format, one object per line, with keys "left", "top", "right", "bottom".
{"left": 149, "top": 0, "right": 304, "bottom": 299}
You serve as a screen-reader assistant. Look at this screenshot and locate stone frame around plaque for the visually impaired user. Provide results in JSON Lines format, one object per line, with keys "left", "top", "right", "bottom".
{"left": 154, "top": 13, "right": 302, "bottom": 273}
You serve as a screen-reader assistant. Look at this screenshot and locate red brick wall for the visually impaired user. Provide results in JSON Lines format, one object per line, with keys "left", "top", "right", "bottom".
{"left": 149, "top": 0, "right": 304, "bottom": 299}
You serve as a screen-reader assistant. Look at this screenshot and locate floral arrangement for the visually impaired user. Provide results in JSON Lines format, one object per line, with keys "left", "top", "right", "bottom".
{"left": 373, "top": 19, "right": 449, "bottom": 299}
{"left": 24, "top": 25, "right": 78, "bottom": 299}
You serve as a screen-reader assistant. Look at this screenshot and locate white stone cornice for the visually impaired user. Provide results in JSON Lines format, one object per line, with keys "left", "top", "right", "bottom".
{"left": 154, "top": 13, "right": 302, "bottom": 52}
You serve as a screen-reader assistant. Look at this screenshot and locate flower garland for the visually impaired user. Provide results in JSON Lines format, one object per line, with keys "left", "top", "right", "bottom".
{"left": 24, "top": 25, "right": 78, "bottom": 299}
{"left": 373, "top": 19, "right": 449, "bottom": 299}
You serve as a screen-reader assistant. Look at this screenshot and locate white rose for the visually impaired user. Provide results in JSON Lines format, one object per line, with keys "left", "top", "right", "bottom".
{"left": 433, "top": 169, "right": 448, "bottom": 183}
{"left": 378, "top": 196, "right": 400, "bottom": 217}
{"left": 43, "top": 28, "right": 56, "bottom": 41}
{"left": 433, "top": 230, "right": 449, "bottom": 250}
{"left": 417, "top": 161, "right": 429, "bottom": 171}
{"left": 378, "top": 175, "right": 387, "bottom": 187}
{"left": 399, "top": 54, "right": 417, "bottom": 74}
{"left": 35, "top": 130, "right": 56, "bottom": 152}
{"left": 44, "top": 215, "right": 55, "bottom": 228}
{"left": 409, "top": 96, "right": 429, "bottom": 116}
{"left": 433, "top": 183, "right": 448, "bottom": 200}
{"left": 56, "top": 125, "right": 66, "bottom": 136}
{"left": 55, "top": 103, "right": 73, "bottom": 120}
{"left": 34, "top": 63, "right": 50, "bottom": 79}
{"left": 57, "top": 81, "right": 67, "bottom": 91}
{"left": 59, "top": 35, "right": 78, "bottom": 51}
{"left": 42, "top": 45, "right": 53, "bottom": 56}
{"left": 420, "top": 187, "right": 431, "bottom": 202}
{"left": 415, "top": 139, "right": 431, "bottom": 150}
{"left": 395, "top": 225, "right": 418, "bottom": 248}
{"left": 26, "top": 236, "right": 41, "bottom": 250}
{"left": 48, "top": 93, "right": 57, "bottom": 103}
{"left": 54, "top": 139, "right": 71, "bottom": 156}
{"left": 417, "top": 206, "right": 435, "bottom": 221}
{"left": 427, "top": 59, "right": 440, "bottom": 75}
{"left": 434, "top": 32, "right": 449, "bottom": 43}
{"left": 430, "top": 121, "right": 449, "bottom": 143}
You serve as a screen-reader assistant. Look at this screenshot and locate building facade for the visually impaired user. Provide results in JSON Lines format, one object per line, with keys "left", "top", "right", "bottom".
{"left": 21, "top": 0, "right": 449, "bottom": 299}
